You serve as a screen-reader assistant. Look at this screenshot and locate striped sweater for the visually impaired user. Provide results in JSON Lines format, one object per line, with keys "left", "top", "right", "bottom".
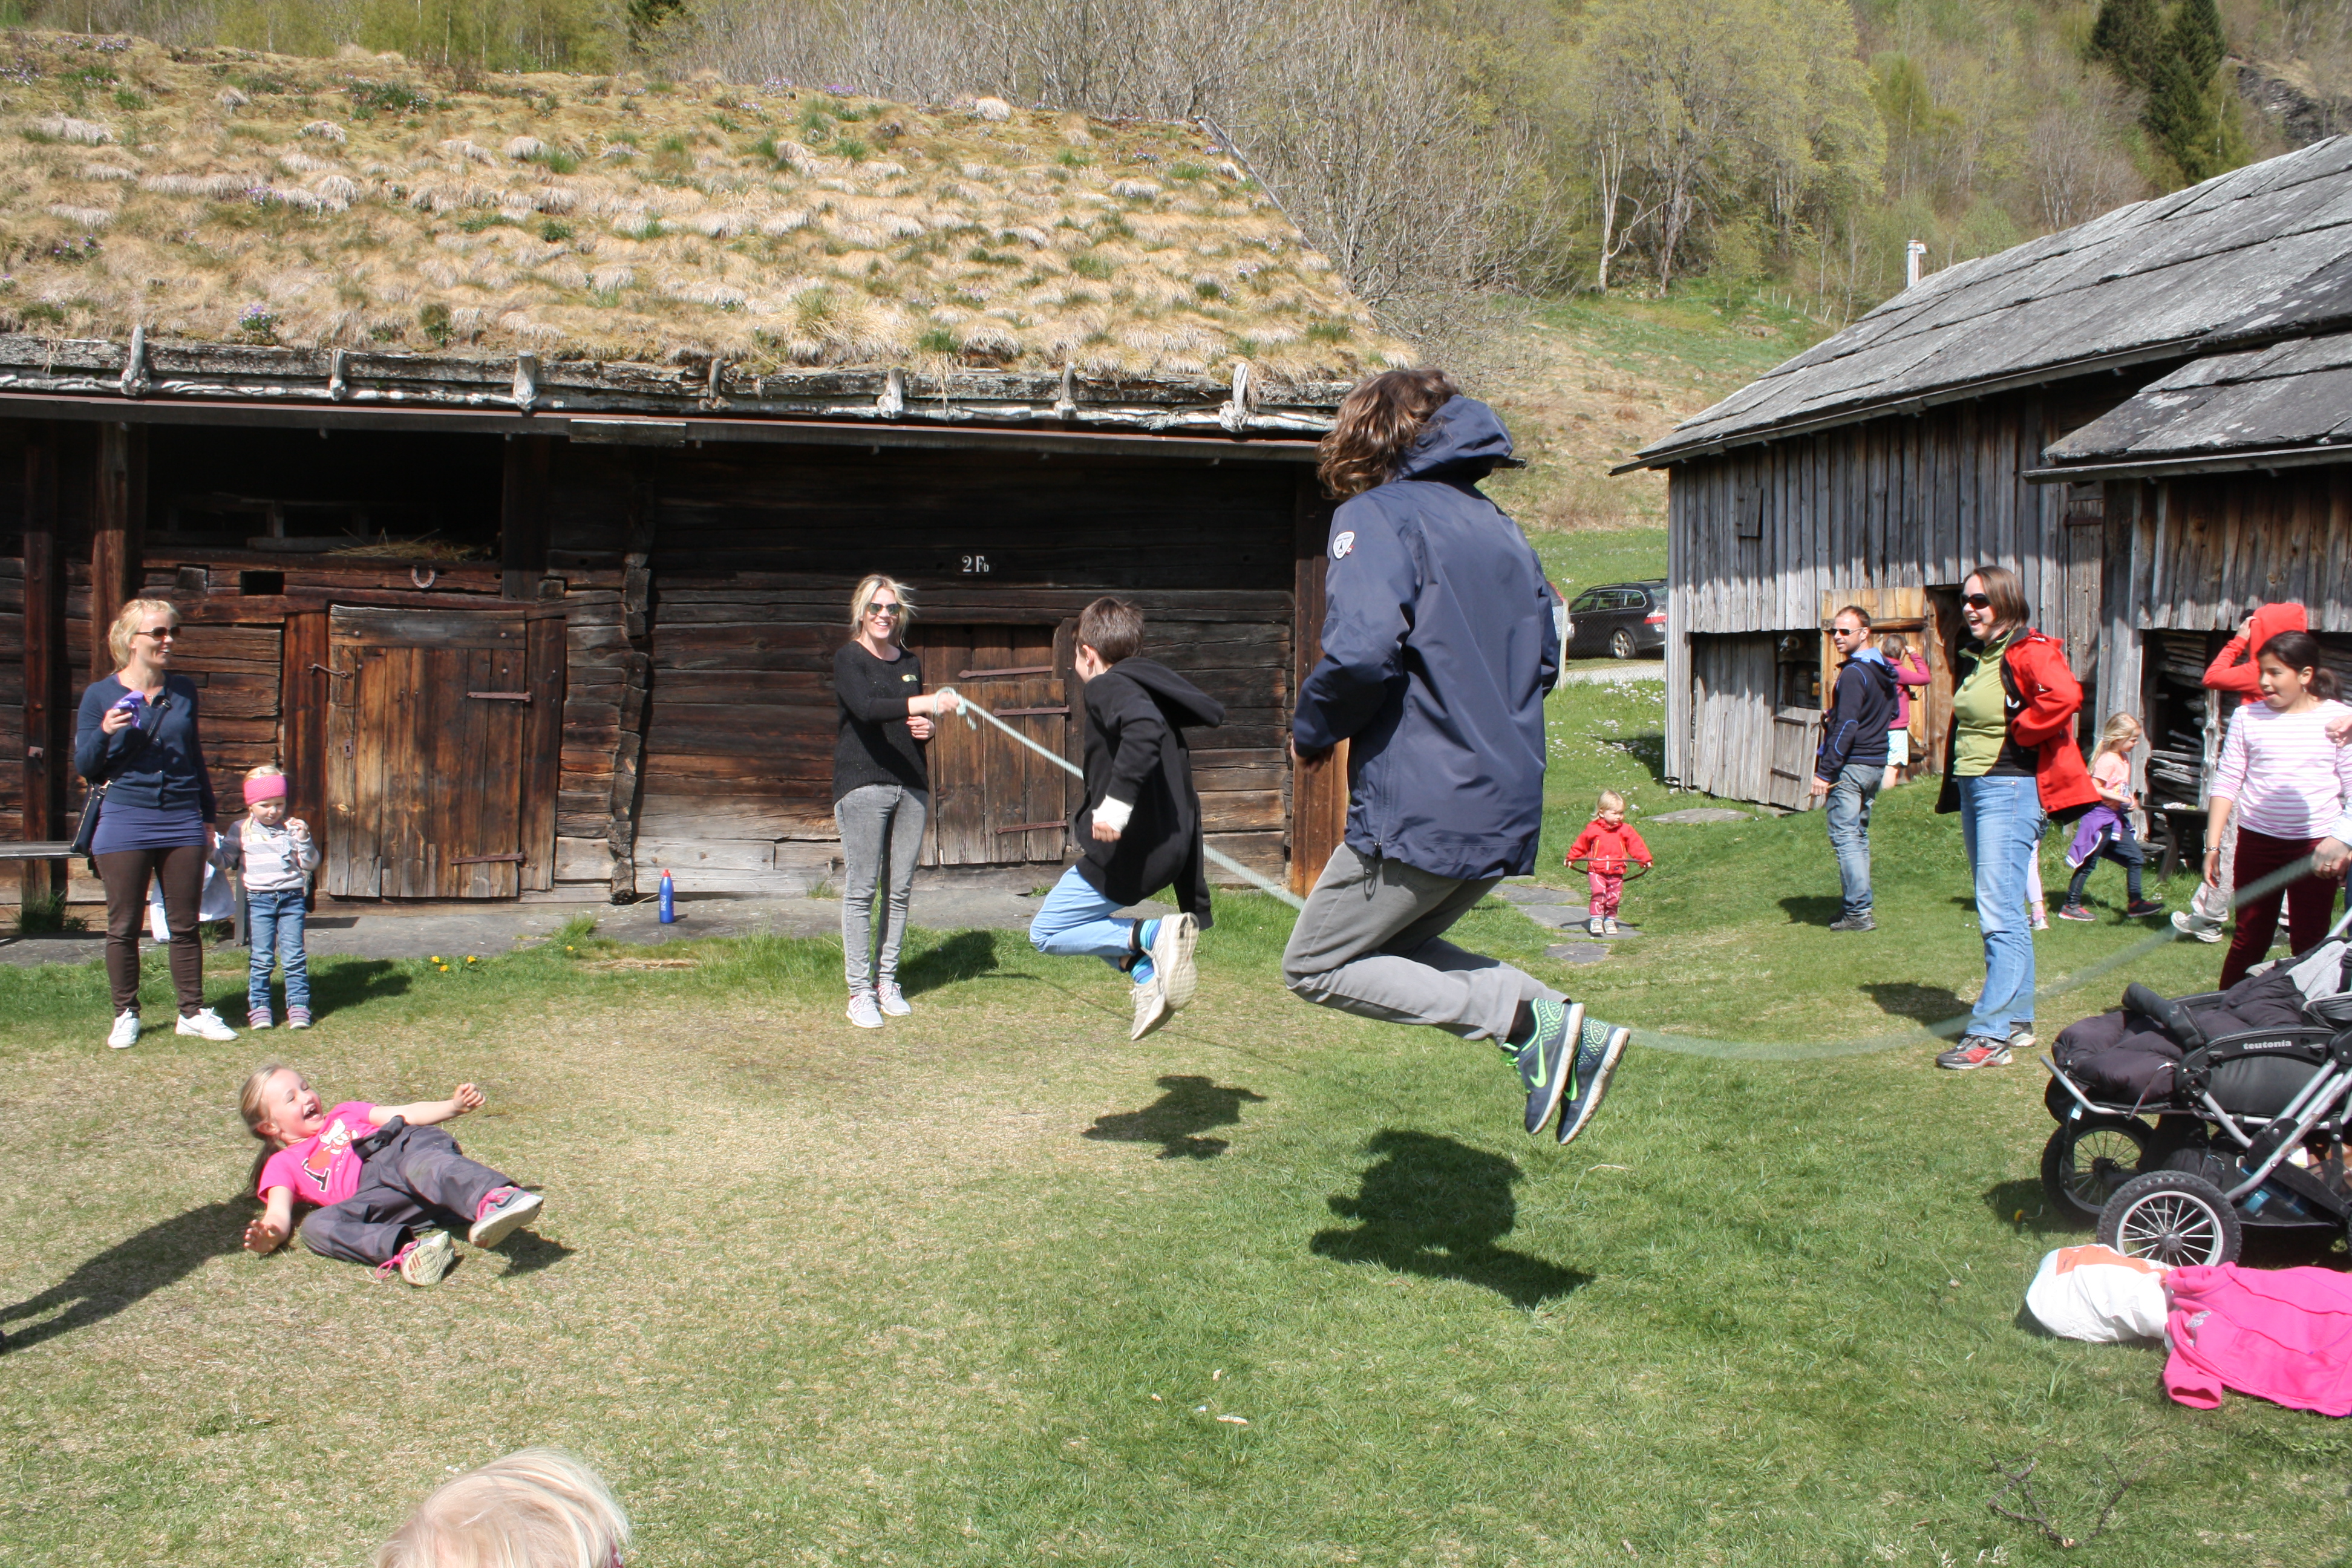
{"left": 234, "top": 816, "right": 319, "bottom": 893}
{"left": 2214, "top": 699, "right": 2352, "bottom": 839}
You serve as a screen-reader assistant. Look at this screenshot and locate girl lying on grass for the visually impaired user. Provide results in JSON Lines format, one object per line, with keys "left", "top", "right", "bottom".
{"left": 238, "top": 1065, "right": 545, "bottom": 1286}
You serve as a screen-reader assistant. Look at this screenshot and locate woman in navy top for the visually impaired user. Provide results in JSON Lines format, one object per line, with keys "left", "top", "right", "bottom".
{"left": 72, "top": 598, "right": 237, "bottom": 1047}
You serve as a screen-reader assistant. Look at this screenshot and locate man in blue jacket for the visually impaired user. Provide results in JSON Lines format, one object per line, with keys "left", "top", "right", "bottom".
{"left": 1809, "top": 606, "right": 1897, "bottom": 932}
{"left": 1284, "top": 371, "right": 1632, "bottom": 1146}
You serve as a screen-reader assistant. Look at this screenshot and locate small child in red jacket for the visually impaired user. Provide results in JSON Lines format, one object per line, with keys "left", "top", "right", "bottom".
{"left": 1566, "top": 789, "right": 1651, "bottom": 936}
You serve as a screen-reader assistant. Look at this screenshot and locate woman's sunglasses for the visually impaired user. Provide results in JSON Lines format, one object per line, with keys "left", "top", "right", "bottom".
{"left": 865, "top": 604, "right": 901, "bottom": 619}
{"left": 1962, "top": 593, "right": 1993, "bottom": 610}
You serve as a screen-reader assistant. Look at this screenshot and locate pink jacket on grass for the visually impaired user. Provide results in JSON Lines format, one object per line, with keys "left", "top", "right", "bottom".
{"left": 2163, "top": 1264, "right": 2352, "bottom": 1416}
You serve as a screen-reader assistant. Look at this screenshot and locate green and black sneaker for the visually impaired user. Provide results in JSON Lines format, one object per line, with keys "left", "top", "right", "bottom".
{"left": 1514, "top": 999, "right": 1586, "bottom": 1138}
{"left": 1557, "top": 1016, "right": 1631, "bottom": 1145}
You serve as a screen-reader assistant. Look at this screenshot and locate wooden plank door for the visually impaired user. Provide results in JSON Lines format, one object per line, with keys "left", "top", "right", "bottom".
{"left": 912, "top": 624, "right": 1072, "bottom": 866}
{"left": 324, "top": 609, "right": 530, "bottom": 898}
{"left": 1819, "top": 586, "right": 1933, "bottom": 771}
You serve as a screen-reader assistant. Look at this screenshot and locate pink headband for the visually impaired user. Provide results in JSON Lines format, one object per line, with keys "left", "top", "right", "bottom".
{"left": 244, "top": 775, "right": 288, "bottom": 801}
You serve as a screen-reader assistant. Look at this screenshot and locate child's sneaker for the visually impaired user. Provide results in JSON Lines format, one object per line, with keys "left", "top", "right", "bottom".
{"left": 1936, "top": 1034, "right": 2013, "bottom": 1071}
{"left": 1557, "top": 1016, "right": 1631, "bottom": 1145}
{"left": 1514, "top": 999, "right": 1584, "bottom": 1137}
{"left": 2030, "top": 904, "right": 2050, "bottom": 932}
{"left": 1586, "top": 917, "right": 1605, "bottom": 936}
{"left": 469, "top": 1186, "right": 544, "bottom": 1249}
{"left": 248, "top": 1005, "right": 275, "bottom": 1030}
{"left": 106, "top": 1010, "right": 140, "bottom": 1050}
{"left": 286, "top": 1006, "right": 311, "bottom": 1030}
{"left": 380, "top": 1229, "right": 456, "bottom": 1287}
{"left": 2125, "top": 898, "right": 2166, "bottom": 919}
{"left": 1603, "top": 918, "right": 1619, "bottom": 936}
{"left": 1149, "top": 912, "right": 1200, "bottom": 1011}
{"left": 875, "top": 981, "right": 910, "bottom": 1018}
{"left": 175, "top": 1008, "right": 238, "bottom": 1042}
{"left": 846, "top": 993, "right": 884, "bottom": 1030}
{"left": 1129, "top": 973, "right": 1172, "bottom": 1041}
{"left": 2056, "top": 903, "right": 2096, "bottom": 922}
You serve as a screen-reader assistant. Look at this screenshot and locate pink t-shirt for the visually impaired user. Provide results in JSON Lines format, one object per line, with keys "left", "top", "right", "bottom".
{"left": 257, "top": 1102, "right": 379, "bottom": 1207}
{"left": 2090, "top": 750, "right": 2132, "bottom": 805}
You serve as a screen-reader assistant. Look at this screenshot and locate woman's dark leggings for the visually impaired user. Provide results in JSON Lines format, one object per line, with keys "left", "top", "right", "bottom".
{"left": 2220, "top": 829, "right": 2332, "bottom": 990}
{"left": 2065, "top": 823, "right": 2146, "bottom": 906}
{"left": 96, "top": 843, "right": 206, "bottom": 1016}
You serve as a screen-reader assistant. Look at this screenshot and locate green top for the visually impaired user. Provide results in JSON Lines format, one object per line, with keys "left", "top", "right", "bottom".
{"left": 1950, "top": 632, "right": 2017, "bottom": 778}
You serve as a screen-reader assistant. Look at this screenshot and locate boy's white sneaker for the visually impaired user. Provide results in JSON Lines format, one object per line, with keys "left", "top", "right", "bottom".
{"left": 846, "top": 993, "right": 884, "bottom": 1029}
{"left": 876, "top": 980, "right": 910, "bottom": 1017}
{"left": 106, "top": 1010, "right": 140, "bottom": 1050}
{"left": 1151, "top": 912, "right": 1200, "bottom": 1011}
{"left": 1130, "top": 975, "right": 1172, "bottom": 1040}
{"left": 175, "top": 1008, "right": 238, "bottom": 1042}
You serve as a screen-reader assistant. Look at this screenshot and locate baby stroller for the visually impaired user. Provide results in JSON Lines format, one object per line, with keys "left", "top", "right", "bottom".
{"left": 2039, "top": 903, "right": 2352, "bottom": 1266}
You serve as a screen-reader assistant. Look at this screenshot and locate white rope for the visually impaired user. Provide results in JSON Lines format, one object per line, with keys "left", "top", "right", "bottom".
{"left": 933, "top": 687, "right": 2329, "bottom": 1060}
{"left": 933, "top": 687, "right": 1307, "bottom": 909}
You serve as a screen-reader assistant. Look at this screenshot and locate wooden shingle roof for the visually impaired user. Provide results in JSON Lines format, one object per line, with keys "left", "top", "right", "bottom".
{"left": 2036, "top": 330, "right": 2352, "bottom": 476}
{"left": 1627, "top": 135, "right": 2352, "bottom": 469}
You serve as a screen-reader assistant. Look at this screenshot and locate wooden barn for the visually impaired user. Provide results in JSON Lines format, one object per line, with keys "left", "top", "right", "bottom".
{"left": 0, "top": 35, "right": 1397, "bottom": 909}
{"left": 1622, "top": 134, "right": 2352, "bottom": 824}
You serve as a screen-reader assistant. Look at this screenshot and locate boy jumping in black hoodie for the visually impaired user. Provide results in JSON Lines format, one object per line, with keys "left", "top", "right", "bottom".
{"left": 1028, "top": 597, "right": 1226, "bottom": 1040}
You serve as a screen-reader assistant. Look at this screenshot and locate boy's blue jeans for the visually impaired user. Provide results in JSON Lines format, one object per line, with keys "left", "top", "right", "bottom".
{"left": 1956, "top": 774, "right": 2044, "bottom": 1039}
{"left": 246, "top": 887, "right": 310, "bottom": 1014}
{"left": 1029, "top": 866, "right": 1137, "bottom": 972}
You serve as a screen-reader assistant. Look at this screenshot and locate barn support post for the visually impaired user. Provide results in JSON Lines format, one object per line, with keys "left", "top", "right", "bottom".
{"left": 21, "top": 422, "right": 63, "bottom": 907}
{"left": 89, "top": 421, "right": 145, "bottom": 677}
{"left": 500, "top": 434, "right": 553, "bottom": 600}
{"left": 1290, "top": 473, "right": 1344, "bottom": 894}
{"left": 279, "top": 610, "right": 329, "bottom": 834}
{"left": 608, "top": 472, "right": 655, "bottom": 901}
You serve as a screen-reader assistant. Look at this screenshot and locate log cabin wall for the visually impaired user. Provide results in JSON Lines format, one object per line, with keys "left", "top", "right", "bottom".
{"left": 1663, "top": 388, "right": 2129, "bottom": 805}
{"left": 613, "top": 443, "right": 1301, "bottom": 894}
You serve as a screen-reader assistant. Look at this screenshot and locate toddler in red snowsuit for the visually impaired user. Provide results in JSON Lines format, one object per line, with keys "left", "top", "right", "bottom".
{"left": 1566, "top": 790, "right": 1651, "bottom": 936}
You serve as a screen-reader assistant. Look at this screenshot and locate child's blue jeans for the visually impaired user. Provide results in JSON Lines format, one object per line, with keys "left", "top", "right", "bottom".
{"left": 1028, "top": 865, "right": 1137, "bottom": 971}
{"left": 246, "top": 887, "right": 310, "bottom": 1014}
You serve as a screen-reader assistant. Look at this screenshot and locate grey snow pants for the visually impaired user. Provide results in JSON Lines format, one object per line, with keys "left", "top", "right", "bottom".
{"left": 298, "top": 1123, "right": 515, "bottom": 1267}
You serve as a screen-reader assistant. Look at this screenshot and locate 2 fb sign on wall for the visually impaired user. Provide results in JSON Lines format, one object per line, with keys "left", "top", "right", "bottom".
{"left": 960, "top": 554, "right": 992, "bottom": 575}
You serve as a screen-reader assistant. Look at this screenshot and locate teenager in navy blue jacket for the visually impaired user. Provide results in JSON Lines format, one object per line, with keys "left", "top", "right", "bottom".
{"left": 1282, "top": 371, "right": 1632, "bottom": 1146}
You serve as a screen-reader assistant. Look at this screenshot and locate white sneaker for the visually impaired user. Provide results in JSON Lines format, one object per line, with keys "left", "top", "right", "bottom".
{"left": 846, "top": 993, "right": 884, "bottom": 1029}
{"left": 1129, "top": 974, "right": 1172, "bottom": 1041}
{"left": 1587, "top": 918, "right": 1605, "bottom": 936}
{"left": 2030, "top": 906, "right": 2050, "bottom": 932}
{"left": 175, "top": 1008, "right": 238, "bottom": 1042}
{"left": 1150, "top": 913, "right": 1200, "bottom": 1011}
{"left": 1604, "top": 918, "right": 1619, "bottom": 935}
{"left": 876, "top": 980, "right": 910, "bottom": 1017}
{"left": 106, "top": 1010, "right": 140, "bottom": 1050}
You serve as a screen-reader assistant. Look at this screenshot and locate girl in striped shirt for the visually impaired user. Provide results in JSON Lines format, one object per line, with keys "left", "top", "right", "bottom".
{"left": 2205, "top": 630, "right": 2352, "bottom": 987}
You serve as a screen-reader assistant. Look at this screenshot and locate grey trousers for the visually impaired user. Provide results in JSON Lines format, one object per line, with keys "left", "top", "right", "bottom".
{"left": 837, "top": 783, "right": 927, "bottom": 996}
{"left": 1282, "top": 843, "right": 1563, "bottom": 1042}
{"left": 298, "top": 1124, "right": 514, "bottom": 1267}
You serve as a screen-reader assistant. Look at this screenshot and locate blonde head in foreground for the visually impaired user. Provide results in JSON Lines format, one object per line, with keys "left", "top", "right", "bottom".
{"left": 377, "top": 1448, "right": 629, "bottom": 1568}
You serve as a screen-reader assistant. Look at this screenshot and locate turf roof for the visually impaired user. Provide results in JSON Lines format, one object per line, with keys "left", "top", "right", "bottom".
{"left": 0, "top": 31, "right": 1402, "bottom": 388}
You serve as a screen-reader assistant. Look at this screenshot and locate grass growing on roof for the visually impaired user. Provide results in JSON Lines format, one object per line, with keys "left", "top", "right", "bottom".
{"left": 0, "top": 672, "right": 2315, "bottom": 1566}
{"left": 0, "top": 30, "right": 1399, "bottom": 381}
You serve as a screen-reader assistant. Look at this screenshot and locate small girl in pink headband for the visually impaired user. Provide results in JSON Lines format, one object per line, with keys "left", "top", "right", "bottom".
{"left": 224, "top": 765, "right": 319, "bottom": 1029}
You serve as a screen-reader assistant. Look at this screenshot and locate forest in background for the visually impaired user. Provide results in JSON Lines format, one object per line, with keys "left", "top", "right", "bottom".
{"left": 9, "top": 0, "right": 2352, "bottom": 340}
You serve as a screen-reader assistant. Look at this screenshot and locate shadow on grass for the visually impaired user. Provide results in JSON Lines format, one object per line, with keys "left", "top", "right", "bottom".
{"left": 1, "top": 1200, "right": 247, "bottom": 1353}
{"left": 1084, "top": 1074, "right": 1267, "bottom": 1160}
{"left": 1776, "top": 895, "right": 1843, "bottom": 927}
{"left": 1983, "top": 1177, "right": 2051, "bottom": 1230}
{"left": 491, "top": 1229, "right": 576, "bottom": 1276}
{"left": 307, "top": 959, "right": 411, "bottom": 1018}
{"left": 900, "top": 930, "right": 999, "bottom": 998}
{"left": 1312, "top": 1130, "right": 1590, "bottom": 1309}
{"left": 1865, "top": 981, "right": 1971, "bottom": 1026}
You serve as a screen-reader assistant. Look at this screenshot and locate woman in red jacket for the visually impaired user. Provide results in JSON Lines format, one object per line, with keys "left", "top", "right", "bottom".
{"left": 1934, "top": 564, "right": 2099, "bottom": 1071}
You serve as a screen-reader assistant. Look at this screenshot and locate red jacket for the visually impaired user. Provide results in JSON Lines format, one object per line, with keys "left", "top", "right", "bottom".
{"left": 1566, "top": 818, "right": 1650, "bottom": 874}
{"left": 1936, "top": 627, "right": 2099, "bottom": 819}
{"left": 2204, "top": 601, "right": 2308, "bottom": 705}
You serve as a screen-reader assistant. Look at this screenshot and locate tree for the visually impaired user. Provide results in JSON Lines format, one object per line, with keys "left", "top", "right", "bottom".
{"left": 2171, "top": 0, "right": 2228, "bottom": 82}
{"left": 2088, "top": 0, "right": 2166, "bottom": 90}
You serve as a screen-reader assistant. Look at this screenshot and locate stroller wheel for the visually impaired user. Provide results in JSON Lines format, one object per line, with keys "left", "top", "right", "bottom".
{"left": 2041, "top": 1117, "right": 2152, "bottom": 1226}
{"left": 2097, "top": 1170, "right": 2243, "bottom": 1267}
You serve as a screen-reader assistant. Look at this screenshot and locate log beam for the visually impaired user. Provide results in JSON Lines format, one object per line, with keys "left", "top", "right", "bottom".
{"left": 21, "top": 422, "right": 62, "bottom": 907}
{"left": 89, "top": 420, "right": 145, "bottom": 676}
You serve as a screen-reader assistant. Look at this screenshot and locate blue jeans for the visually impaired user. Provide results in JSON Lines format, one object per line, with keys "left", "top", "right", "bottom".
{"left": 1956, "top": 774, "right": 2044, "bottom": 1039}
{"left": 1028, "top": 866, "right": 1137, "bottom": 972}
{"left": 1823, "top": 762, "right": 1883, "bottom": 919}
{"left": 246, "top": 887, "right": 310, "bottom": 1014}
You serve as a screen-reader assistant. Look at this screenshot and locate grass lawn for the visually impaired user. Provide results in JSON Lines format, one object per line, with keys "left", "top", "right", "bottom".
{"left": 6, "top": 683, "right": 2345, "bottom": 1568}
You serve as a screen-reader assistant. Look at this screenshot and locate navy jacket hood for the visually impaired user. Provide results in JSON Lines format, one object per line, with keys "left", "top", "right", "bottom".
{"left": 1292, "top": 396, "right": 1560, "bottom": 881}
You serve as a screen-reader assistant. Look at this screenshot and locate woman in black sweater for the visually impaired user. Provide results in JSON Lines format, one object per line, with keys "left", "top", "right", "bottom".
{"left": 834, "top": 575, "right": 962, "bottom": 1028}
